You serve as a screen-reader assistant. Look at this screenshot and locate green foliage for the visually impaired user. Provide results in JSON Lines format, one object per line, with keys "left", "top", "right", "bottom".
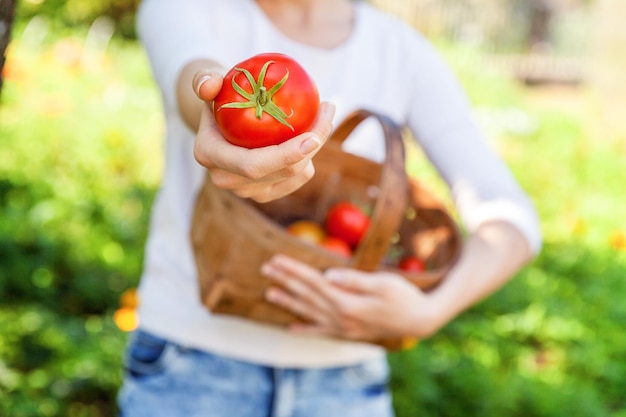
{"left": 0, "top": 305, "right": 125, "bottom": 417}
{"left": 390, "top": 43, "right": 626, "bottom": 417}
{"left": 2, "top": 24, "right": 625, "bottom": 417}
{"left": 390, "top": 243, "right": 626, "bottom": 417}
{"left": 1, "top": 34, "right": 161, "bottom": 415}
{"left": 16, "top": 0, "right": 139, "bottom": 38}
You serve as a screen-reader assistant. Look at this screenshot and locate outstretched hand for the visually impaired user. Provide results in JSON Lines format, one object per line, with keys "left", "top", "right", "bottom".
{"left": 191, "top": 70, "right": 335, "bottom": 203}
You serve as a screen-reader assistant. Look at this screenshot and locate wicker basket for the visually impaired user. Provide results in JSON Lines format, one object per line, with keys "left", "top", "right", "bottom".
{"left": 190, "top": 109, "right": 462, "bottom": 350}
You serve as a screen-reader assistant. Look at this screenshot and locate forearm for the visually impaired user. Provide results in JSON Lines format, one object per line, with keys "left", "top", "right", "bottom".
{"left": 422, "top": 220, "right": 534, "bottom": 335}
{"left": 176, "top": 58, "right": 226, "bottom": 132}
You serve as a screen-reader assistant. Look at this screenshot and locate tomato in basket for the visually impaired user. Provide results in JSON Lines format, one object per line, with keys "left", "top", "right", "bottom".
{"left": 286, "top": 220, "right": 326, "bottom": 244}
{"left": 398, "top": 255, "right": 426, "bottom": 273}
{"left": 213, "top": 53, "right": 320, "bottom": 148}
{"left": 324, "top": 201, "right": 370, "bottom": 248}
{"left": 320, "top": 236, "right": 352, "bottom": 258}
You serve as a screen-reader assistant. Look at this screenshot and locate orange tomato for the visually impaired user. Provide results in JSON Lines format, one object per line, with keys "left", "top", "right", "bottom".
{"left": 286, "top": 220, "right": 326, "bottom": 244}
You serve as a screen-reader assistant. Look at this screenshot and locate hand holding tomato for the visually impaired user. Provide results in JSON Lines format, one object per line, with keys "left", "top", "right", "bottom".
{"left": 191, "top": 61, "right": 335, "bottom": 203}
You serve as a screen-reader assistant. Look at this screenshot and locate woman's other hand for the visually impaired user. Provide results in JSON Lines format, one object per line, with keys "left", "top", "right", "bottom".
{"left": 261, "top": 255, "right": 441, "bottom": 342}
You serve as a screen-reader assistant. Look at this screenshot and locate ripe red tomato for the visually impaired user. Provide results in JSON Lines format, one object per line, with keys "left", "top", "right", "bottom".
{"left": 398, "top": 255, "right": 426, "bottom": 273}
{"left": 213, "top": 53, "right": 320, "bottom": 148}
{"left": 286, "top": 220, "right": 326, "bottom": 244}
{"left": 324, "top": 202, "right": 370, "bottom": 248}
{"left": 320, "top": 236, "right": 352, "bottom": 258}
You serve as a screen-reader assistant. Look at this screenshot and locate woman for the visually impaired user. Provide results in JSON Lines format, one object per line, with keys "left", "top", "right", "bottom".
{"left": 118, "top": 0, "right": 542, "bottom": 415}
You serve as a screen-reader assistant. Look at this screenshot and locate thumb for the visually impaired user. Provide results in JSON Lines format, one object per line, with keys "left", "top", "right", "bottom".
{"left": 325, "top": 269, "right": 384, "bottom": 294}
{"left": 192, "top": 70, "right": 224, "bottom": 102}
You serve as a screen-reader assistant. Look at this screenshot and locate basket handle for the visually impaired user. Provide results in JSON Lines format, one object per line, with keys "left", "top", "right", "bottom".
{"left": 328, "top": 109, "right": 409, "bottom": 271}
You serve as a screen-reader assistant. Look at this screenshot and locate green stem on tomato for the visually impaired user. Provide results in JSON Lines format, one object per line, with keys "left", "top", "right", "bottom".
{"left": 217, "top": 60, "right": 294, "bottom": 130}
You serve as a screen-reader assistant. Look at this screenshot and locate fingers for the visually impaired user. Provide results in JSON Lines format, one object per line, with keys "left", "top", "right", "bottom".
{"left": 305, "top": 101, "right": 335, "bottom": 157}
{"left": 231, "top": 160, "right": 316, "bottom": 203}
{"left": 194, "top": 102, "right": 335, "bottom": 201}
{"left": 197, "top": 101, "right": 334, "bottom": 167}
{"left": 192, "top": 69, "right": 225, "bottom": 101}
{"left": 195, "top": 130, "right": 317, "bottom": 184}
{"left": 262, "top": 256, "right": 334, "bottom": 323}
{"left": 261, "top": 254, "right": 437, "bottom": 341}
{"left": 263, "top": 255, "right": 336, "bottom": 300}
{"left": 207, "top": 101, "right": 335, "bottom": 177}
{"left": 324, "top": 268, "right": 388, "bottom": 295}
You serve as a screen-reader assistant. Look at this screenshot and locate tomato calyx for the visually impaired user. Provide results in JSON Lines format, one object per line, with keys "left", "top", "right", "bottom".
{"left": 217, "top": 60, "right": 294, "bottom": 131}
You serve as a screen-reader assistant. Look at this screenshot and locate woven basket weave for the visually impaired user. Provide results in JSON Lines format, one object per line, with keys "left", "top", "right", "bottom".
{"left": 190, "top": 109, "right": 462, "bottom": 350}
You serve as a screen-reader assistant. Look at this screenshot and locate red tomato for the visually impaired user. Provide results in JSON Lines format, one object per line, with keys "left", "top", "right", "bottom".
{"left": 324, "top": 202, "right": 370, "bottom": 248}
{"left": 286, "top": 220, "right": 326, "bottom": 244}
{"left": 213, "top": 53, "right": 320, "bottom": 148}
{"left": 398, "top": 255, "right": 426, "bottom": 273}
{"left": 320, "top": 236, "right": 352, "bottom": 258}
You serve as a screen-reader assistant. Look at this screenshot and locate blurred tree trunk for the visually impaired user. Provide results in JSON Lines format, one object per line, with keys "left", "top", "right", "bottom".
{"left": 589, "top": 0, "right": 626, "bottom": 139}
{"left": 527, "top": 0, "right": 554, "bottom": 52}
{"left": 1, "top": 0, "right": 17, "bottom": 97}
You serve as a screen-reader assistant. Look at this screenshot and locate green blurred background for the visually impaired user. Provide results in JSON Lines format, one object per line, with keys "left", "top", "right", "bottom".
{"left": 1, "top": 0, "right": 625, "bottom": 416}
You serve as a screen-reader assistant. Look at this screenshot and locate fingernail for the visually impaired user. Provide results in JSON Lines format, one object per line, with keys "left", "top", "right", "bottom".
{"left": 324, "top": 102, "right": 336, "bottom": 120}
{"left": 265, "top": 288, "right": 279, "bottom": 302}
{"left": 300, "top": 135, "right": 321, "bottom": 155}
{"left": 195, "top": 74, "right": 212, "bottom": 97}
{"left": 261, "top": 263, "right": 274, "bottom": 277}
{"left": 325, "top": 269, "right": 343, "bottom": 283}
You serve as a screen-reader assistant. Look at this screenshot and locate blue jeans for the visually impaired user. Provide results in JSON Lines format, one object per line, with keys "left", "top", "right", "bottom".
{"left": 118, "top": 330, "right": 395, "bottom": 417}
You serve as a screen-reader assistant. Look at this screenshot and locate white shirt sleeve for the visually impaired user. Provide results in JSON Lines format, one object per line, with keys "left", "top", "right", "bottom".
{"left": 404, "top": 34, "right": 542, "bottom": 254}
{"left": 136, "top": 0, "right": 224, "bottom": 113}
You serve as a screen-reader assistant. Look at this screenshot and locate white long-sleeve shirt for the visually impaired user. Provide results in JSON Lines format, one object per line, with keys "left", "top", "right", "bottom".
{"left": 135, "top": 0, "right": 542, "bottom": 367}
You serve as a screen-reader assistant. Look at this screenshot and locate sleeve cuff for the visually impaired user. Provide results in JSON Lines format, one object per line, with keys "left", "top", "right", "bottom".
{"left": 461, "top": 198, "right": 543, "bottom": 256}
